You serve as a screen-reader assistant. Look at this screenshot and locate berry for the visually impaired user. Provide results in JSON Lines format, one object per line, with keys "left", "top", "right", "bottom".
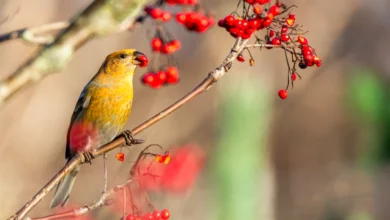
{"left": 271, "top": 38, "right": 281, "bottom": 46}
{"left": 166, "top": 66, "right": 179, "bottom": 84}
{"left": 126, "top": 214, "right": 135, "bottom": 220}
{"left": 156, "top": 71, "right": 167, "bottom": 84}
{"left": 269, "top": 30, "right": 275, "bottom": 37}
{"left": 149, "top": 8, "right": 162, "bottom": 19}
{"left": 249, "top": 59, "right": 255, "bottom": 66}
{"left": 116, "top": 152, "right": 124, "bottom": 162}
{"left": 176, "top": 12, "right": 187, "bottom": 24}
{"left": 143, "top": 213, "right": 153, "bottom": 220}
{"left": 151, "top": 38, "right": 162, "bottom": 52}
{"left": 297, "top": 36, "right": 308, "bottom": 45}
{"left": 268, "top": 5, "right": 281, "bottom": 16}
{"left": 280, "top": 33, "right": 290, "bottom": 42}
{"left": 237, "top": 55, "right": 245, "bottom": 62}
{"left": 162, "top": 154, "right": 171, "bottom": 164}
{"left": 278, "top": 89, "right": 288, "bottom": 100}
{"left": 299, "top": 62, "right": 307, "bottom": 69}
{"left": 136, "top": 55, "right": 149, "bottom": 68}
{"left": 286, "top": 14, "right": 296, "bottom": 26}
{"left": 281, "top": 25, "right": 288, "bottom": 33}
{"left": 161, "top": 11, "right": 172, "bottom": 22}
{"left": 160, "top": 209, "right": 171, "bottom": 219}
{"left": 225, "top": 15, "right": 235, "bottom": 26}
{"left": 291, "top": 73, "right": 297, "bottom": 81}
{"left": 153, "top": 210, "right": 161, "bottom": 219}
{"left": 253, "top": 5, "right": 262, "bottom": 14}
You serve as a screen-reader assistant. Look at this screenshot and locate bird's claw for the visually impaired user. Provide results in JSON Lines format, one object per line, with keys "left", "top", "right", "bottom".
{"left": 82, "top": 151, "right": 94, "bottom": 164}
{"left": 120, "top": 130, "right": 144, "bottom": 146}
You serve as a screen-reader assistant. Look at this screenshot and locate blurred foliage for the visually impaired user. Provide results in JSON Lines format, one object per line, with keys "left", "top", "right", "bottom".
{"left": 347, "top": 68, "right": 390, "bottom": 170}
{"left": 213, "top": 76, "right": 271, "bottom": 220}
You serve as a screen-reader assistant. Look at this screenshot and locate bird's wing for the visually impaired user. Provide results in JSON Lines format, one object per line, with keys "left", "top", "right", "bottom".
{"left": 65, "top": 88, "right": 91, "bottom": 160}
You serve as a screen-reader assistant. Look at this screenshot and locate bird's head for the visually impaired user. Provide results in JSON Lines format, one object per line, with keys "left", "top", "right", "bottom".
{"left": 102, "top": 49, "right": 148, "bottom": 76}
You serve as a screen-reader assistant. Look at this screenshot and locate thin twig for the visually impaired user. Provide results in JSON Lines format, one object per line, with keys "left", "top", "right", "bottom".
{"left": 8, "top": 37, "right": 248, "bottom": 220}
{"left": 29, "top": 180, "right": 133, "bottom": 220}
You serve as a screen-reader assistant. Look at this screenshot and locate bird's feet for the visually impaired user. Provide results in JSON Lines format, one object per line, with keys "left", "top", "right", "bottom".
{"left": 120, "top": 130, "right": 144, "bottom": 146}
{"left": 81, "top": 151, "right": 94, "bottom": 164}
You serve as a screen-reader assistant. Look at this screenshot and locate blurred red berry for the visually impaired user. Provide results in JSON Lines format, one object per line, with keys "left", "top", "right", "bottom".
{"left": 160, "top": 209, "right": 171, "bottom": 219}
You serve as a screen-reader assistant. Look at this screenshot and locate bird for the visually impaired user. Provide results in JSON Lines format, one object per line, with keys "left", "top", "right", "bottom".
{"left": 50, "top": 49, "right": 148, "bottom": 209}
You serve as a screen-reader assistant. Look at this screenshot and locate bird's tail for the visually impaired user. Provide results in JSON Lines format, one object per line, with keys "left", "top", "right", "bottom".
{"left": 50, "top": 165, "right": 81, "bottom": 209}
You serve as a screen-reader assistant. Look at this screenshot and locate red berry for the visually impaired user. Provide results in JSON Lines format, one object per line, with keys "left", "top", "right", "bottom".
{"left": 116, "top": 152, "right": 124, "bottom": 162}
{"left": 241, "top": 19, "right": 249, "bottom": 29}
{"left": 237, "top": 55, "right": 245, "bottom": 62}
{"left": 149, "top": 8, "right": 162, "bottom": 19}
{"left": 245, "top": 0, "right": 256, "bottom": 4}
{"left": 171, "top": 40, "right": 181, "bottom": 50}
{"left": 225, "top": 15, "right": 235, "bottom": 26}
{"left": 235, "top": 19, "right": 243, "bottom": 28}
{"left": 161, "top": 11, "right": 172, "bottom": 21}
{"left": 143, "top": 213, "right": 153, "bottom": 220}
{"left": 297, "top": 36, "right": 308, "bottom": 45}
{"left": 249, "top": 18, "right": 261, "bottom": 29}
{"left": 142, "top": 73, "right": 155, "bottom": 85}
{"left": 281, "top": 25, "right": 288, "bottom": 33}
{"left": 269, "top": 5, "right": 281, "bottom": 16}
{"left": 166, "top": 66, "right": 179, "bottom": 84}
{"left": 153, "top": 210, "right": 161, "bottom": 219}
{"left": 160, "top": 209, "right": 171, "bottom": 219}
{"left": 126, "top": 214, "right": 135, "bottom": 220}
{"left": 269, "top": 30, "right": 275, "bottom": 37}
{"left": 278, "top": 89, "right": 288, "bottom": 99}
{"left": 263, "top": 17, "right": 272, "bottom": 27}
{"left": 280, "top": 33, "right": 290, "bottom": 42}
{"left": 291, "top": 73, "right": 297, "bottom": 81}
{"left": 218, "top": 19, "right": 225, "bottom": 27}
{"left": 253, "top": 5, "right": 262, "bottom": 14}
{"left": 156, "top": 71, "right": 167, "bottom": 84}
{"left": 271, "top": 38, "right": 281, "bottom": 45}
{"left": 136, "top": 55, "right": 149, "bottom": 68}
{"left": 176, "top": 12, "right": 187, "bottom": 24}
{"left": 151, "top": 38, "right": 162, "bottom": 50}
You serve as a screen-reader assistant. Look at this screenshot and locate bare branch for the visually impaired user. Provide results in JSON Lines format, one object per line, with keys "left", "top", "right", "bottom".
{"left": 0, "top": 0, "right": 152, "bottom": 107}
{"left": 29, "top": 180, "right": 133, "bottom": 220}
{"left": 7, "top": 37, "right": 248, "bottom": 220}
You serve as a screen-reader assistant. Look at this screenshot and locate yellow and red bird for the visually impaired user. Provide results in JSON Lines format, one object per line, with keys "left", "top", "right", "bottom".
{"left": 50, "top": 49, "right": 148, "bottom": 208}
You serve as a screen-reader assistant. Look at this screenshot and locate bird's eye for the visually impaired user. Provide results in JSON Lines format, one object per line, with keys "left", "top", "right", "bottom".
{"left": 119, "top": 54, "right": 127, "bottom": 59}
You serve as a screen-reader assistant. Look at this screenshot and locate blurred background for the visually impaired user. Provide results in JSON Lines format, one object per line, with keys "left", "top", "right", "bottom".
{"left": 0, "top": 0, "right": 389, "bottom": 219}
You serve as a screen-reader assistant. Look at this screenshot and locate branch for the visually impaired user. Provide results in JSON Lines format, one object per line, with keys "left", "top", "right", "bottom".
{"left": 29, "top": 180, "right": 133, "bottom": 220}
{"left": 0, "top": 0, "right": 152, "bottom": 107}
{"left": 7, "top": 37, "right": 248, "bottom": 220}
{"left": 0, "top": 21, "right": 69, "bottom": 44}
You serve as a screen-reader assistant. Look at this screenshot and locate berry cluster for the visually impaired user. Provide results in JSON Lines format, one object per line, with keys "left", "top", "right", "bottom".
{"left": 144, "top": 6, "right": 172, "bottom": 22}
{"left": 125, "top": 209, "right": 171, "bottom": 220}
{"left": 151, "top": 38, "right": 181, "bottom": 54}
{"left": 176, "top": 11, "right": 215, "bottom": 33}
{"left": 142, "top": 66, "right": 179, "bottom": 89}
{"left": 297, "top": 36, "right": 321, "bottom": 68}
{"left": 139, "top": 0, "right": 213, "bottom": 90}
{"left": 216, "top": 0, "right": 321, "bottom": 100}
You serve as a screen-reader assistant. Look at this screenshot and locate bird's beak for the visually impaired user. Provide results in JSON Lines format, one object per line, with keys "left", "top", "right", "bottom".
{"left": 132, "top": 51, "right": 148, "bottom": 68}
